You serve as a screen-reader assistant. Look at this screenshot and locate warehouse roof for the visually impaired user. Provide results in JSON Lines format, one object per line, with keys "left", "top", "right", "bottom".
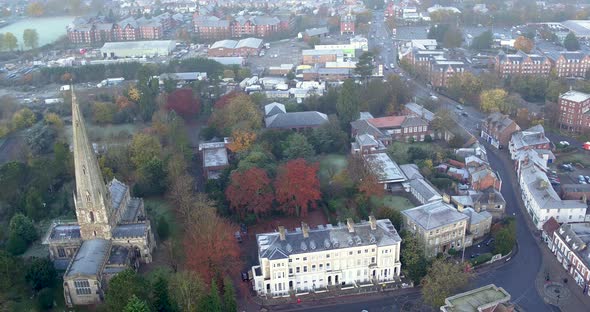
{"left": 235, "top": 37, "right": 263, "bottom": 49}
{"left": 210, "top": 39, "right": 238, "bottom": 49}
{"left": 101, "top": 40, "right": 175, "bottom": 50}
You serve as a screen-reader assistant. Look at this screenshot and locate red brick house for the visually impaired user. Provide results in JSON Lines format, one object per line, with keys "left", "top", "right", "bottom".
{"left": 480, "top": 112, "right": 520, "bottom": 149}
{"left": 340, "top": 13, "right": 355, "bottom": 35}
{"left": 469, "top": 166, "right": 502, "bottom": 192}
{"left": 558, "top": 90, "right": 590, "bottom": 132}
{"left": 430, "top": 60, "right": 465, "bottom": 88}
{"left": 553, "top": 52, "right": 590, "bottom": 79}
{"left": 494, "top": 50, "right": 552, "bottom": 78}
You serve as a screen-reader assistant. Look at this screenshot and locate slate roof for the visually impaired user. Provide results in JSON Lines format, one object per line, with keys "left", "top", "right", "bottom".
{"left": 47, "top": 224, "right": 81, "bottom": 242}
{"left": 402, "top": 201, "right": 468, "bottom": 231}
{"left": 400, "top": 164, "right": 424, "bottom": 180}
{"left": 257, "top": 219, "right": 402, "bottom": 260}
{"left": 556, "top": 223, "right": 590, "bottom": 271}
{"left": 510, "top": 125, "right": 550, "bottom": 151}
{"left": 351, "top": 119, "right": 385, "bottom": 138}
{"left": 65, "top": 239, "right": 110, "bottom": 277}
{"left": 265, "top": 111, "right": 328, "bottom": 129}
{"left": 109, "top": 178, "right": 128, "bottom": 211}
{"left": 121, "top": 198, "right": 142, "bottom": 223}
{"left": 401, "top": 116, "right": 428, "bottom": 128}
{"left": 304, "top": 27, "right": 329, "bottom": 37}
{"left": 112, "top": 223, "right": 148, "bottom": 239}
{"left": 264, "top": 102, "right": 286, "bottom": 116}
{"left": 409, "top": 178, "right": 442, "bottom": 202}
{"left": 520, "top": 163, "right": 587, "bottom": 210}
{"left": 484, "top": 112, "right": 517, "bottom": 134}
{"left": 404, "top": 103, "right": 434, "bottom": 122}
{"left": 462, "top": 208, "right": 492, "bottom": 225}
{"left": 363, "top": 153, "right": 406, "bottom": 183}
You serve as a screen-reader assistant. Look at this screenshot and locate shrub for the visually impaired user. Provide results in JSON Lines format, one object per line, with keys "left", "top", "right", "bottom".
{"left": 471, "top": 253, "right": 493, "bottom": 266}
{"left": 37, "top": 288, "right": 54, "bottom": 310}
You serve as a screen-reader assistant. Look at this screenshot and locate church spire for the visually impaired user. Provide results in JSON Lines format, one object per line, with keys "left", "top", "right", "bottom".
{"left": 72, "top": 87, "right": 113, "bottom": 240}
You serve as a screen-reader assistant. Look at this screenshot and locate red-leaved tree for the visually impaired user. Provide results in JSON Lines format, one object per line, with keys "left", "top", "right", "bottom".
{"left": 226, "top": 167, "right": 274, "bottom": 218}
{"left": 166, "top": 88, "right": 201, "bottom": 118}
{"left": 274, "top": 159, "right": 321, "bottom": 217}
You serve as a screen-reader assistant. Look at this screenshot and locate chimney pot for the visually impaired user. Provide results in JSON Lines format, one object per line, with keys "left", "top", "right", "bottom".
{"left": 346, "top": 218, "right": 355, "bottom": 233}
{"left": 278, "top": 226, "right": 286, "bottom": 241}
{"left": 302, "top": 222, "right": 309, "bottom": 238}
{"left": 369, "top": 215, "right": 377, "bottom": 230}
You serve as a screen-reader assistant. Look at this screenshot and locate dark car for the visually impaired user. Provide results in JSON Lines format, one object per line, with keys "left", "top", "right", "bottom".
{"left": 461, "top": 112, "right": 468, "bottom": 117}
{"left": 240, "top": 223, "right": 247, "bottom": 234}
{"left": 234, "top": 231, "right": 242, "bottom": 243}
{"left": 241, "top": 272, "right": 249, "bottom": 281}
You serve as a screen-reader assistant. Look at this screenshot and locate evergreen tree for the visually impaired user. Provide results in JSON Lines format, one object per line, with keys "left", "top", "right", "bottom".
{"left": 124, "top": 295, "right": 151, "bottom": 312}
{"left": 336, "top": 79, "right": 359, "bottom": 127}
{"left": 564, "top": 32, "right": 580, "bottom": 51}
{"left": 354, "top": 52, "right": 374, "bottom": 80}
{"left": 153, "top": 276, "right": 175, "bottom": 312}
{"left": 202, "top": 279, "right": 222, "bottom": 312}
{"left": 223, "top": 277, "right": 237, "bottom": 312}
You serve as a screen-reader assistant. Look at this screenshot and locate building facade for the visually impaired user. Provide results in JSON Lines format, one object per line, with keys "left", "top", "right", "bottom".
{"left": 559, "top": 90, "right": 590, "bottom": 132}
{"left": 402, "top": 201, "right": 468, "bottom": 257}
{"left": 554, "top": 52, "right": 590, "bottom": 78}
{"left": 251, "top": 218, "right": 402, "bottom": 297}
{"left": 551, "top": 223, "right": 590, "bottom": 294}
{"left": 44, "top": 89, "right": 155, "bottom": 307}
{"left": 480, "top": 112, "right": 520, "bottom": 149}
{"left": 340, "top": 13, "right": 356, "bottom": 35}
{"left": 494, "top": 51, "right": 552, "bottom": 78}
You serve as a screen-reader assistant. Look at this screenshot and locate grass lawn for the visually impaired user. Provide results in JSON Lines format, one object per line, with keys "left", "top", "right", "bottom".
{"left": 371, "top": 195, "right": 415, "bottom": 212}
{"left": 318, "top": 154, "right": 348, "bottom": 185}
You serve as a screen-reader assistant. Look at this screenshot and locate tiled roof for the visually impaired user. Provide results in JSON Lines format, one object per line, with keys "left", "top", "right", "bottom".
{"left": 368, "top": 116, "right": 406, "bottom": 128}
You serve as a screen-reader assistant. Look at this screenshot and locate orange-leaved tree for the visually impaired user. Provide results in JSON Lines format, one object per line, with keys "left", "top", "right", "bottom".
{"left": 274, "top": 159, "right": 321, "bottom": 217}
{"left": 183, "top": 194, "right": 241, "bottom": 283}
{"left": 226, "top": 167, "right": 274, "bottom": 219}
{"left": 227, "top": 129, "right": 256, "bottom": 153}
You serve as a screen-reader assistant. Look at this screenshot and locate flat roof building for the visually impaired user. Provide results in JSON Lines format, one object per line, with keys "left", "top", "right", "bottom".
{"left": 441, "top": 284, "right": 514, "bottom": 312}
{"left": 100, "top": 40, "right": 175, "bottom": 58}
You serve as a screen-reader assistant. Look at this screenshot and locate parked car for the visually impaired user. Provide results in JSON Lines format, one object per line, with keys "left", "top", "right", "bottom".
{"left": 456, "top": 104, "right": 464, "bottom": 110}
{"left": 234, "top": 231, "right": 243, "bottom": 243}
{"left": 585, "top": 176, "right": 590, "bottom": 183}
{"left": 559, "top": 140, "right": 570, "bottom": 146}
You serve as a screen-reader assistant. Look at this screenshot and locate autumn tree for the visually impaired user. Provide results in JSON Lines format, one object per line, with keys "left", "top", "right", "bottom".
{"left": 169, "top": 270, "right": 204, "bottom": 312}
{"left": 446, "top": 72, "right": 483, "bottom": 105}
{"left": 274, "top": 159, "right": 321, "bottom": 217}
{"left": 12, "top": 108, "right": 36, "bottom": 129}
{"left": 514, "top": 36, "right": 534, "bottom": 53}
{"left": 23, "top": 29, "right": 39, "bottom": 49}
{"left": 213, "top": 91, "right": 241, "bottom": 110}
{"left": 3, "top": 32, "right": 17, "bottom": 51}
{"left": 92, "top": 101, "right": 116, "bottom": 124}
{"left": 421, "top": 259, "right": 471, "bottom": 307}
{"left": 166, "top": 88, "right": 201, "bottom": 118}
{"left": 480, "top": 89, "right": 508, "bottom": 113}
{"left": 128, "top": 87, "right": 141, "bottom": 102}
{"left": 226, "top": 167, "right": 274, "bottom": 218}
{"left": 44, "top": 113, "right": 64, "bottom": 129}
{"left": 26, "top": 2, "right": 44, "bottom": 16}
{"left": 209, "top": 93, "right": 262, "bottom": 135}
{"left": 348, "top": 154, "right": 384, "bottom": 198}
{"left": 227, "top": 129, "right": 256, "bottom": 153}
{"left": 184, "top": 194, "right": 241, "bottom": 282}
{"left": 129, "top": 133, "right": 162, "bottom": 168}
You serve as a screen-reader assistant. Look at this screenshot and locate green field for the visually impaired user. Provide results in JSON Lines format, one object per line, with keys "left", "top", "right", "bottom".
{"left": 371, "top": 195, "right": 415, "bottom": 211}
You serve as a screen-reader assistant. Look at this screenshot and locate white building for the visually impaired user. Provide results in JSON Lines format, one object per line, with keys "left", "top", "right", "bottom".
{"left": 552, "top": 223, "right": 590, "bottom": 293}
{"left": 251, "top": 218, "right": 402, "bottom": 297}
{"left": 100, "top": 40, "right": 176, "bottom": 58}
{"left": 518, "top": 162, "right": 587, "bottom": 229}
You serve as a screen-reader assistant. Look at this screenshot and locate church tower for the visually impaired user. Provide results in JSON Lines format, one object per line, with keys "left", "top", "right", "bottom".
{"left": 71, "top": 88, "right": 114, "bottom": 240}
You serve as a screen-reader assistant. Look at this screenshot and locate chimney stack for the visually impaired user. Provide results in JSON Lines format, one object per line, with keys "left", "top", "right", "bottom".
{"left": 369, "top": 216, "right": 377, "bottom": 230}
{"left": 278, "top": 226, "right": 286, "bottom": 241}
{"left": 302, "top": 222, "right": 309, "bottom": 238}
{"left": 347, "top": 218, "right": 355, "bottom": 233}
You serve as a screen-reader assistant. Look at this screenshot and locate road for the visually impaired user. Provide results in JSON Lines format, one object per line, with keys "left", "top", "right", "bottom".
{"left": 361, "top": 10, "right": 552, "bottom": 312}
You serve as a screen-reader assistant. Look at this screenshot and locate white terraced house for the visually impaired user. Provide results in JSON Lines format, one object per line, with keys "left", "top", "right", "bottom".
{"left": 251, "top": 217, "right": 402, "bottom": 297}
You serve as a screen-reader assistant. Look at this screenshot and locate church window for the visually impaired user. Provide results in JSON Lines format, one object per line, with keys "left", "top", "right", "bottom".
{"left": 74, "top": 279, "right": 92, "bottom": 295}
{"left": 89, "top": 211, "right": 95, "bottom": 223}
{"left": 57, "top": 247, "right": 66, "bottom": 258}
{"left": 85, "top": 191, "right": 91, "bottom": 202}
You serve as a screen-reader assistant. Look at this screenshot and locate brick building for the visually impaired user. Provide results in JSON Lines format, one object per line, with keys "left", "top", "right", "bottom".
{"left": 553, "top": 51, "right": 590, "bottom": 78}
{"left": 480, "top": 112, "right": 520, "bottom": 149}
{"left": 559, "top": 90, "right": 590, "bottom": 132}
{"left": 67, "top": 14, "right": 173, "bottom": 44}
{"left": 494, "top": 50, "right": 552, "bottom": 78}
{"left": 193, "top": 15, "right": 231, "bottom": 40}
{"left": 340, "top": 12, "right": 356, "bottom": 35}
{"left": 301, "top": 49, "right": 343, "bottom": 65}
{"left": 429, "top": 60, "right": 465, "bottom": 88}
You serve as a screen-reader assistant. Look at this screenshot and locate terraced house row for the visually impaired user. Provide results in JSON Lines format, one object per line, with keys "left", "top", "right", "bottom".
{"left": 494, "top": 50, "right": 590, "bottom": 79}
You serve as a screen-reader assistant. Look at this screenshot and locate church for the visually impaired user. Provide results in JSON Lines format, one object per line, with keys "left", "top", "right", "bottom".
{"left": 43, "top": 88, "right": 156, "bottom": 307}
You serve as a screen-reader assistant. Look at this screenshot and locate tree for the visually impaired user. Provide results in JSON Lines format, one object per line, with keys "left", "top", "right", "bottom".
{"left": 37, "top": 287, "right": 54, "bottom": 310}
{"left": 337, "top": 79, "right": 359, "bottom": 126}
{"left": 514, "top": 36, "right": 534, "bottom": 53}
{"left": 26, "top": 124, "right": 57, "bottom": 155}
{"left": 9, "top": 213, "right": 37, "bottom": 243}
{"left": 105, "top": 269, "right": 149, "bottom": 311}
{"left": 152, "top": 276, "right": 175, "bottom": 312}
{"left": 3, "top": 32, "right": 17, "bottom": 51}
{"left": 166, "top": 88, "right": 201, "bottom": 118}
{"left": 227, "top": 129, "right": 256, "bottom": 153}
{"left": 493, "top": 217, "right": 516, "bottom": 256}
{"left": 23, "top": 29, "right": 39, "bottom": 49}
{"left": 157, "top": 216, "right": 170, "bottom": 241}
{"left": 128, "top": 87, "right": 141, "bottom": 102}
{"left": 44, "top": 112, "right": 64, "bottom": 129}
{"left": 12, "top": 108, "right": 36, "bottom": 129}
{"left": 355, "top": 52, "right": 375, "bottom": 79}
{"left": 130, "top": 133, "right": 162, "bottom": 168}
{"left": 442, "top": 26, "right": 463, "bottom": 48}
{"left": 203, "top": 279, "right": 222, "bottom": 312}
{"left": 274, "top": 159, "right": 321, "bottom": 217}
{"left": 24, "top": 187, "right": 43, "bottom": 221}
{"left": 124, "top": 295, "right": 150, "bottom": 312}
{"left": 282, "top": 133, "right": 315, "bottom": 160}
{"left": 308, "top": 116, "right": 348, "bottom": 154}
{"left": 135, "top": 157, "right": 167, "bottom": 196}
{"left": 400, "top": 233, "right": 430, "bottom": 285}
{"left": 480, "top": 89, "right": 508, "bottom": 113}
{"left": 470, "top": 30, "right": 492, "bottom": 50}
{"left": 564, "top": 32, "right": 580, "bottom": 51}
{"left": 183, "top": 195, "right": 241, "bottom": 282}
{"left": 92, "top": 101, "right": 116, "bottom": 124}
{"left": 25, "top": 258, "right": 57, "bottom": 291}
{"left": 226, "top": 167, "right": 274, "bottom": 218}
{"left": 169, "top": 271, "right": 205, "bottom": 312}
{"left": 446, "top": 72, "right": 483, "bottom": 104}
{"left": 421, "top": 259, "right": 471, "bottom": 307}
{"left": 26, "top": 2, "right": 44, "bottom": 16}
{"left": 0, "top": 251, "right": 20, "bottom": 292}
{"left": 209, "top": 94, "right": 262, "bottom": 135}
{"left": 223, "top": 277, "right": 237, "bottom": 312}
